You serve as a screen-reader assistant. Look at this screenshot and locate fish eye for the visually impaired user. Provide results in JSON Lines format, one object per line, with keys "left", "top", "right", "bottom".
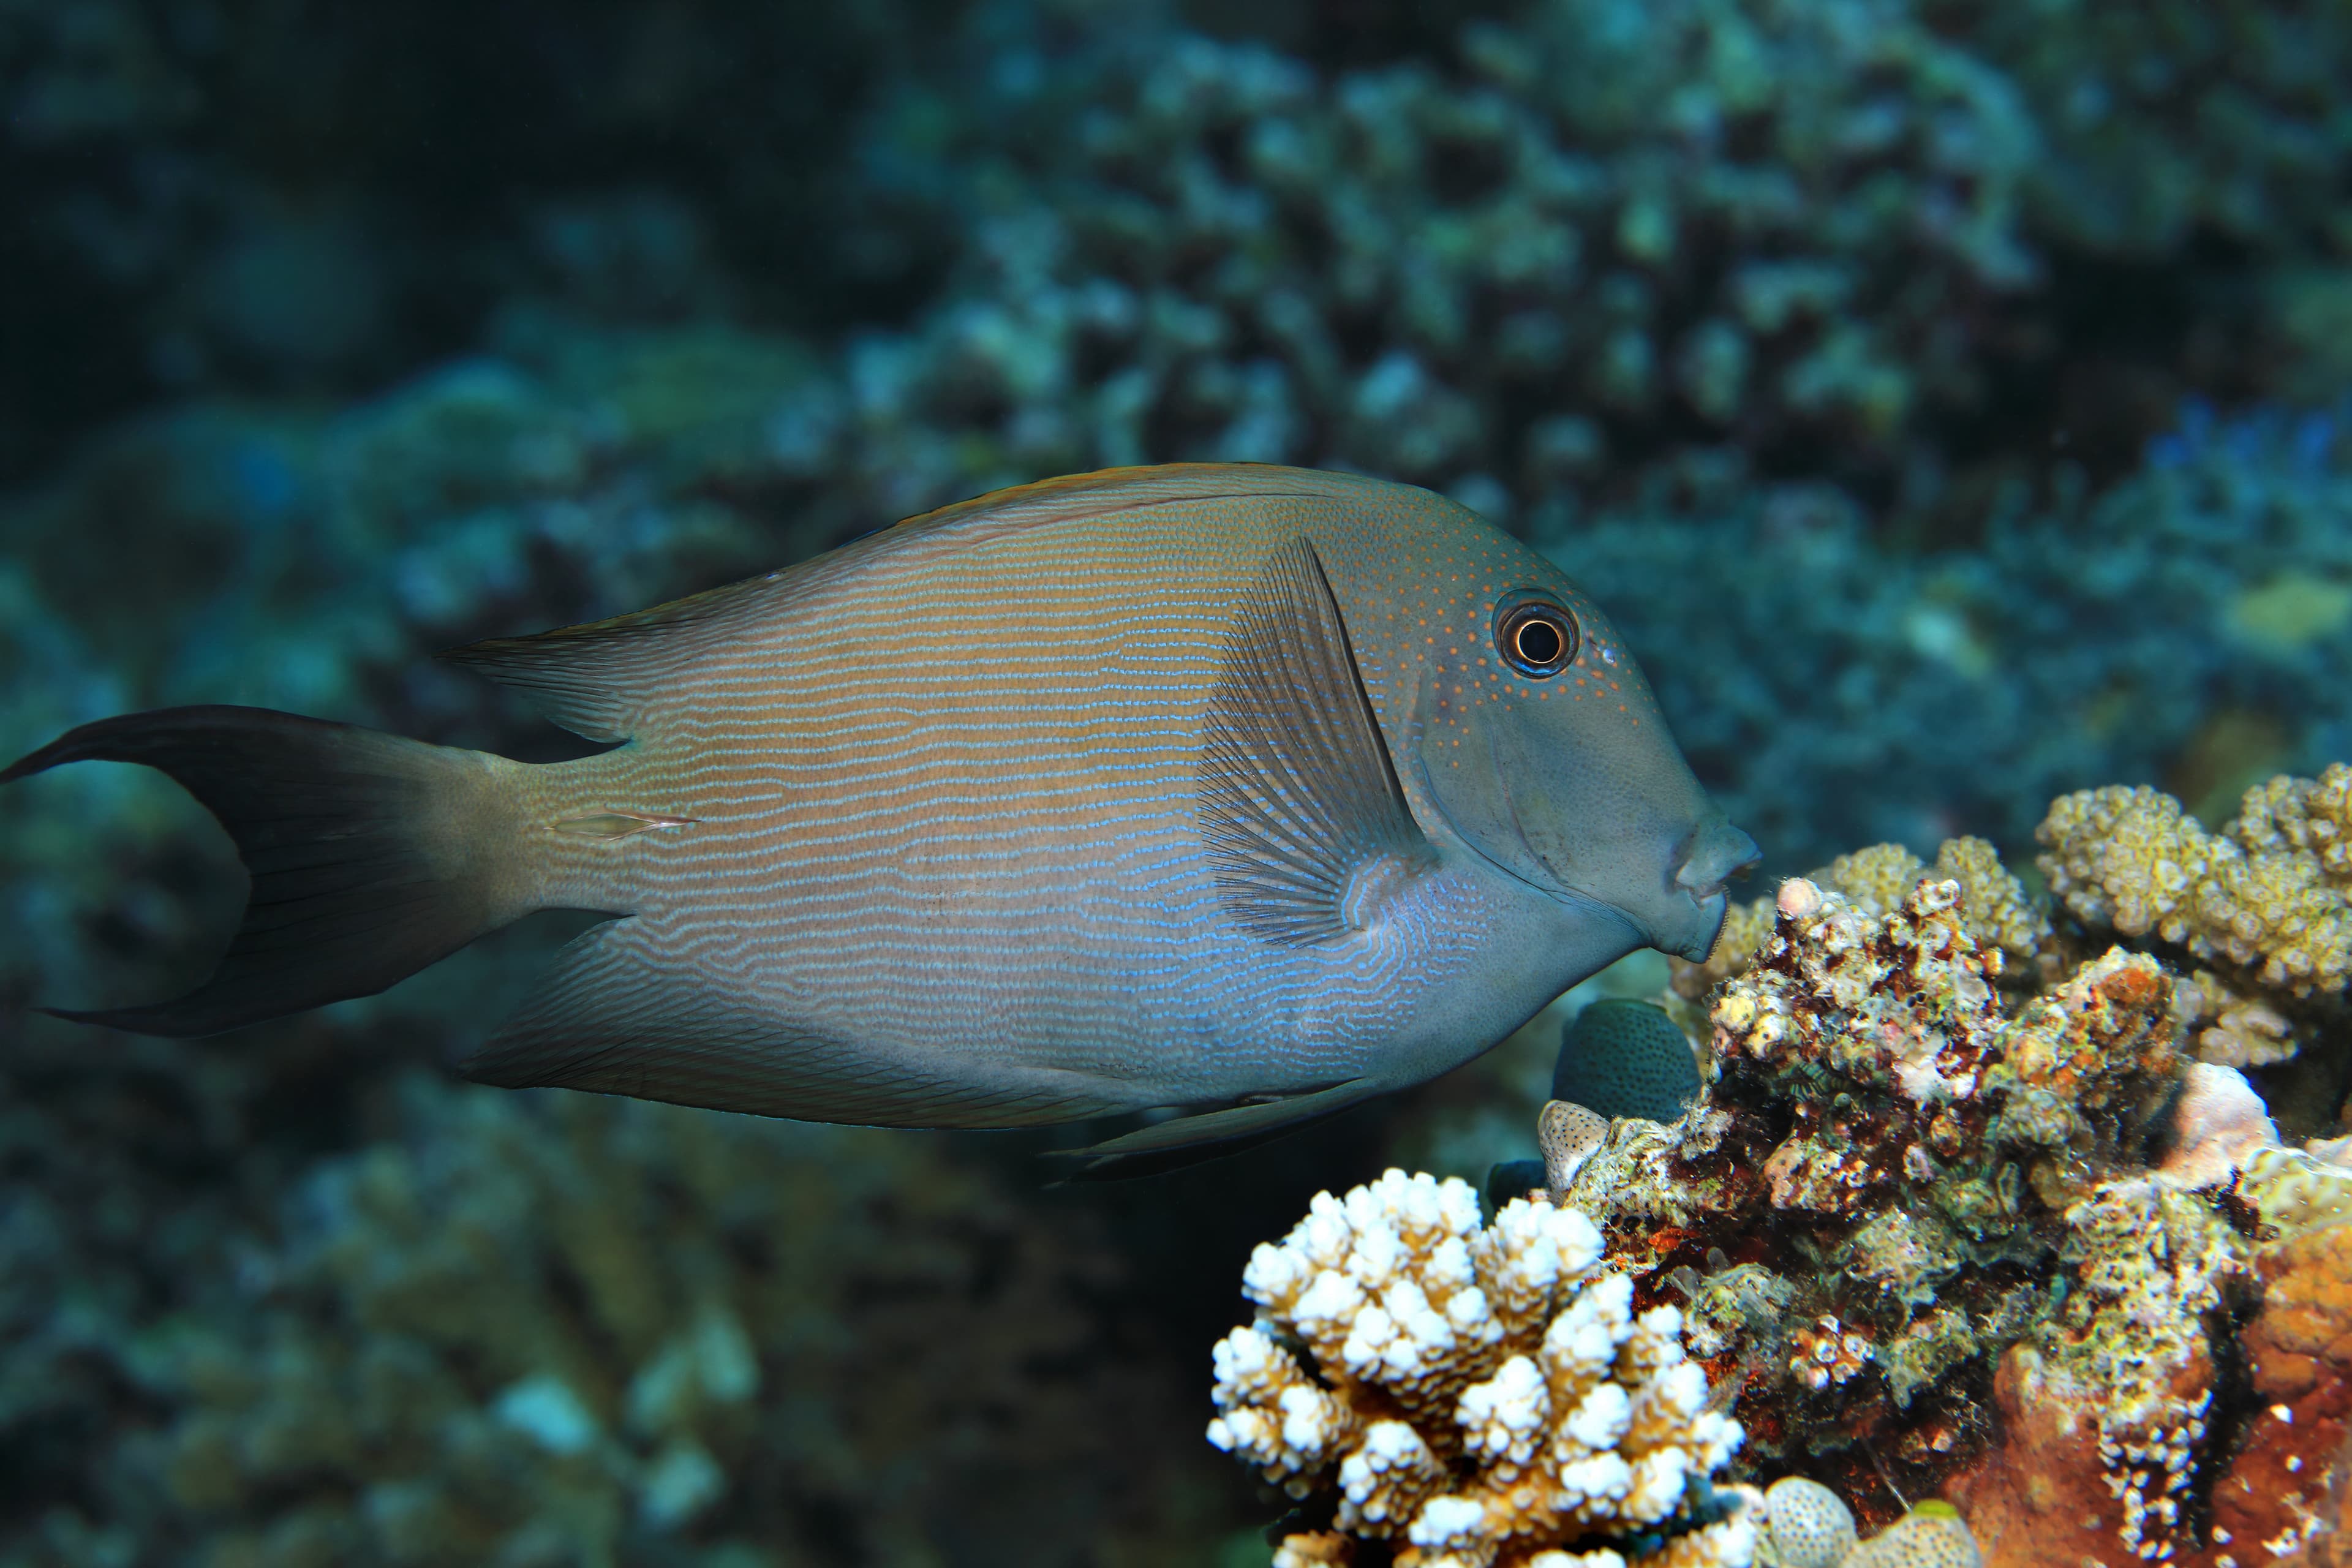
{"left": 1495, "top": 596, "right": 1578, "bottom": 678}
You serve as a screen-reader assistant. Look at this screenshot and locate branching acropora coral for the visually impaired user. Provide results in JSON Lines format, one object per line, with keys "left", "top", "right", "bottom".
{"left": 1207, "top": 1169, "right": 1751, "bottom": 1568}
{"left": 2038, "top": 767, "right": 2352, "bottom": 999}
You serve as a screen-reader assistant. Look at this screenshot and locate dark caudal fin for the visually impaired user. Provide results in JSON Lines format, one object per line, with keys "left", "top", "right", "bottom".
{"left": 1, "top": 706, "right": 538, "bottom": 1036}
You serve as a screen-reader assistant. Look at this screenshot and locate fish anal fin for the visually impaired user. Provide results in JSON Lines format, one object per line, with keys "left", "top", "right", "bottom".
{"left": 464, "top": 921, "right": 1115, "bottom": 1129}
{"left": 1047, "top": 1079, "right": 1380, "bottom": 1180}
{"left": 1199, "top": 537, "right": 1432, "bottom": 946}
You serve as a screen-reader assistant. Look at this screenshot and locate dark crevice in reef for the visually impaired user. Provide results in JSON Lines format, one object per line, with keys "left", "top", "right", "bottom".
{"left": 2192, "top": 1278, "right": 2272, "bottom": 1552}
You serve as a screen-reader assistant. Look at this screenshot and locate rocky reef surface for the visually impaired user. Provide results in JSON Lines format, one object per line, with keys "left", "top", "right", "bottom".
{"left": 1431, "top": 824, "right": 2350, "bottom": 1568}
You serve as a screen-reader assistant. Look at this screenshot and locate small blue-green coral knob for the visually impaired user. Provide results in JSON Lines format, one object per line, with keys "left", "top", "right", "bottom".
{"left": 1552, "top": 998, "right": 1702, "bottom": 1124}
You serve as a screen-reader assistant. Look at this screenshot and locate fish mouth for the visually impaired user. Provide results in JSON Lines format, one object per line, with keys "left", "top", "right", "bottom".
{"left": 1670, "top": 889, "right": 1732, "bottom": 963}
{"left": 1486, "top": 752, "right": 1749, "bottom": 968}
{"left": 1401, "top": 691, "right": 1759, "bottom": 963}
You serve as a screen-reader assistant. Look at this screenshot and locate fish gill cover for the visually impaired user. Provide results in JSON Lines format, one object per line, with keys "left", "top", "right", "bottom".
{"left": 0, "top": 0, "right": 2349, "bottom": 1562}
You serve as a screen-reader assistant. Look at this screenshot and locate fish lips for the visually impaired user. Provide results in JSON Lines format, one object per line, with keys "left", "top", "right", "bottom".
{"left": 1617, "top": 816, "right": 1760, "bottom": 962}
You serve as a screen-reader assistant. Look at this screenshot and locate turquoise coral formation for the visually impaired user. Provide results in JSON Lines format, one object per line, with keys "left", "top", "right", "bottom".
{"left": 1568, "top": 409, "right": 2352, "bottom": 871}
{"left": 1551, "top": 1001, "right": 1703, "bottom": 1128}
{"left": 822, "top": 0, "right": 2352, "bottom": 522}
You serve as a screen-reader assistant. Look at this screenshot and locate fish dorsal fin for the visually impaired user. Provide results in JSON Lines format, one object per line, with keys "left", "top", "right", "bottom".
{"left": 439, "top": 573, "right": 786, "bottom": 742}
{"left": 1198, "top": 537, "right": 1432, "bottom": 946}
{"left": 894, "top": 462, "right": 1388, "bottom": 546}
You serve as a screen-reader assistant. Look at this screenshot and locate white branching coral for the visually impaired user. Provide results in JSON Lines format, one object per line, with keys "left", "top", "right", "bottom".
{"left": 1208, "top": 1169, "right": 1751, "bottom": 1568}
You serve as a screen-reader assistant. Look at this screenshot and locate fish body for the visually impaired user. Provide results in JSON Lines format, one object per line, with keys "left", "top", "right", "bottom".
{"left": 6, "top": 465, "right": 1755, "bottom": 1161}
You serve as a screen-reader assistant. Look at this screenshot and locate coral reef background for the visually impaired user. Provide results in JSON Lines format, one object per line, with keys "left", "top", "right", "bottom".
{"left": 4, "top": 0, "right": 2352, "bottom": 1561}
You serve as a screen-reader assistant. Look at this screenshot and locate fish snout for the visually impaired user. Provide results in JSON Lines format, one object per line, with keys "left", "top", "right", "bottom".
{"left": 1674, "top": 816, "right": 1761, "bottom": 900}
{"left": 1665, "top": 816, "right": 1761, "bottom": 960}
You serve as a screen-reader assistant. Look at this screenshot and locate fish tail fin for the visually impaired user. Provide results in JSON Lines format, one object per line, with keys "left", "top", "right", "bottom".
{"left": 2, "top": 705, "right": 550, "bottom": 1036}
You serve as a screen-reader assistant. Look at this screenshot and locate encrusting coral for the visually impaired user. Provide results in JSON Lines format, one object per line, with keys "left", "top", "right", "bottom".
{"left": 1207, "top": 1169, "right": 1751, "bottom": 1568}
{"left": 1675, "top": 769, "right": 2352, "bottom": 1083}
{"left": 2213, "top": 1211, "right": 2352, "bottom": 1567}
{"left": 1551, "top": 1002, "right": 1703, "bottom": 1127}
{"left": 2244, "top": 1142, "right": 2352, "bottom": 1232}
{"left": 1535, "top": 859, "right": 2339, "bottom": 1562}
{"left": 1954, "top": 1183, "right": 2351, "bottom": 1568}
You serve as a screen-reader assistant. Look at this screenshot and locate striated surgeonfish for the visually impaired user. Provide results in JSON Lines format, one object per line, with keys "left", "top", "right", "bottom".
{"left": 1550, "top": 998, "right": 1702, "bottom": 1125}
{"left": 3, "top": 464, "right": 1757, "bottom": 1170}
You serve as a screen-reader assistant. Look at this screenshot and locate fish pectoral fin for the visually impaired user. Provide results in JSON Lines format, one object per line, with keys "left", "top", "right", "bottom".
{"left": 1045, "top": 1077, "right": 1381, "bottom": 1181}
{"left": 1198, "top": 537, "right": 1433, "bottom": 947}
